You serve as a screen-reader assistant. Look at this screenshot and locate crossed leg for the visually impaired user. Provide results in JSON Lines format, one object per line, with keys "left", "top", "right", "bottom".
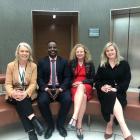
{"left": 113, "top": 98, "right": 131, "bottom": 138}
{"left": 105, "top": 98, "right": 131, "bottom": 139}
{"left": 69, "top": 84, "right": 87, "bottom": 128}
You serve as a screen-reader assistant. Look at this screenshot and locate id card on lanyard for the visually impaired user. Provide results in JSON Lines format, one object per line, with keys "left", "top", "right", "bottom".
{"left": 18, "top": 65, "right": 26, "bottom": 90}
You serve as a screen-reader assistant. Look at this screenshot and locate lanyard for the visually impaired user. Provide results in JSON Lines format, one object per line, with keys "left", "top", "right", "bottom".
{"left": 18, "top": 62, "right": 27, "bottom": 86}
{"left": 19, "top": 70, "right": 25, "bottom": 85}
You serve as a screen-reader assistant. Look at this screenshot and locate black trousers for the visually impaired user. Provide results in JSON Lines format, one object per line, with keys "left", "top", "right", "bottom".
{"left": 38, "top": 89, "right": 72, "bottom": 128}
{"left": 7, "top": 97, "right": 34, "bottom": 132}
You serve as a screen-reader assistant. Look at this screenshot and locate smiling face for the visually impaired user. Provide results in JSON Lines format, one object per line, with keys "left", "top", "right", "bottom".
{"left": 18, "top": 46, "right": 30, "bottom": 61}
{"left": 75, "top": 46, "right": 85, "bottom": 61}
{"left": 48, "top": 42, "right": 57, "bottom": 58}
{"left": 105, "top": 45, "right": 117, "bottom": 60}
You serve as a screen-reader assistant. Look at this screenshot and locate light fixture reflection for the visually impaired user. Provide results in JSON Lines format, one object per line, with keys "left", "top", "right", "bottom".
{"left": 53, "top": 14, "right": 56, "bottom": 19}
{"left": 51, "top": 24, "right": 55, "bottom": 30}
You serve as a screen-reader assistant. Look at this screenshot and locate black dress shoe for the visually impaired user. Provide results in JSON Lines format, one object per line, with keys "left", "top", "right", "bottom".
{"left": 57, "top": 126, "right": 67, "bottom": 137}
{"left": 28, "top": 130, "right": 38, "bottom": 140}
{"left": 44, "top": 127, "right": 54, "bottom": 139}
{"left": 31, "top": 117, "right": 45, "bottom": 136}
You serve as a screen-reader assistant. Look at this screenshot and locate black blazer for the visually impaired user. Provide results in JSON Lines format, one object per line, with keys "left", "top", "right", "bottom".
{"left": 69, "top": 59, "right": 95, "bottom": 86}
{"left": 37, "top": 56, "right": 71, "bottom": 92}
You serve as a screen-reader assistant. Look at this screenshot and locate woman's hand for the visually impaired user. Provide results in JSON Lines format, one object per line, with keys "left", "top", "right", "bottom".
{"left": 11, "top": 90, "right": 20, "bottom": 100}
{"left": 12, "top": 89, "right": 27, "bottom": 101}
{"left": 101, "top": 84, "right": 112, "bottom": 93}
{"left": 111, "top": 88, "right": 117, "bottom": 92}
{"left": 17, "top": 91, "right": 28, "bottom": 101}
{"left": 72, "top": 81, "right": 82, "bottom": 87}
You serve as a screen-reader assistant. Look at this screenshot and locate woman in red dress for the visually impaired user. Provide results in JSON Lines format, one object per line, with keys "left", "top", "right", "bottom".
{"left": 68, "top": 44, "right": 95, "bottom": 139}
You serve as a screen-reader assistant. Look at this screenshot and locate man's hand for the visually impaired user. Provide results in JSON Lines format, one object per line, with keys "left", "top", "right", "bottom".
{"left": 47, "top": 88, "right": 52, "bottom": 95}
{"left": 45, "top": 87, "right": 63, "bottom": 100}
{"left": 45, "top": 88, "right": 54, "bottom": 98}
{"left": 52, "top": 88, "right": 60, "bottom": 100}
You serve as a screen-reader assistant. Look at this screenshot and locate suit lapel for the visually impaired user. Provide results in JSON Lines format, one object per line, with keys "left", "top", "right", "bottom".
{"left": 13, "top": 62, "right": 19, "bottom": 83}
{"left": 46, "top": 57, "right": 51, "bottom": 76}
{"left": 56, "top": 57, "right": 60, "bottom": 74}
{"left": 25, "top": 62, "right": 31, "bottom": 83}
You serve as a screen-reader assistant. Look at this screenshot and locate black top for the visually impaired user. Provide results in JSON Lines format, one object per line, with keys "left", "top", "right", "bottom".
{"left": 95, "top": 60, "right": 131, "bottom": 106}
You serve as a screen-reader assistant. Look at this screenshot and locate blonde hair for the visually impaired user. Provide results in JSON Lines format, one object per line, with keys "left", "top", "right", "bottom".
{"left": 100, "top": 42, "right": 123, "bottom": 67}
{"left": 15, "top": 42, "right": 33, "bottom": 62}
{"left": 70, "top": 43, "right": 92, "bottom": 62}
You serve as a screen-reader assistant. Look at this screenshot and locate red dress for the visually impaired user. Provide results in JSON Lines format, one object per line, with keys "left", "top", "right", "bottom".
{"left": 71, "top": 64, "right": 93, "bottom": 101}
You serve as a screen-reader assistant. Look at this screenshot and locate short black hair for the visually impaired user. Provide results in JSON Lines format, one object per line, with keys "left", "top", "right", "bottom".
{"left": 47, "top": 41, "right": 57, "bottom": 45}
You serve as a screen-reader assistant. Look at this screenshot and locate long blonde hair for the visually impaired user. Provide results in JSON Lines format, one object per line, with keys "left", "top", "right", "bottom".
{"left": 70, "top": 43, "right": 92, "bottom": 62}
{"left": 100, "top": 42, "right": 123, "bottom": 67}
{"left": 15, "top": 42, "right": 33, "bottom": 62}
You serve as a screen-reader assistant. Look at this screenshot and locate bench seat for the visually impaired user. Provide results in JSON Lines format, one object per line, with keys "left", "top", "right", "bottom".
{"left": 0, "top": 74, "right": 5, "bottom": 84}
{"left": 0, "top": 90, "right": 140, "bottom": 127}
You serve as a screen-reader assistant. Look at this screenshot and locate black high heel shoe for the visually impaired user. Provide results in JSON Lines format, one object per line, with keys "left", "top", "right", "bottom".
{"left": 67, "top": 118, "right": 77, "bottom": 129}
{"left": 76, "top": 128, "right": 83, "bottom": 140}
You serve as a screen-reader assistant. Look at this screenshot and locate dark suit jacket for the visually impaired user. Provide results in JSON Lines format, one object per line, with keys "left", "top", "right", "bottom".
{"left": 37, "top": 56, "right": 71, "bottom": 92}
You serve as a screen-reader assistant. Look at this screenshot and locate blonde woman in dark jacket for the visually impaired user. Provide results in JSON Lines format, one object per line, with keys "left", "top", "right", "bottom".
{"left": 95, "top": 42, "right": 133, "bottom": 140}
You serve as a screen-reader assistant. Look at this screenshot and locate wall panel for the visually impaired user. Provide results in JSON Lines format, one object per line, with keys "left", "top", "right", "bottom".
{"left": 111, "top": 8, "right": 140, "bottom": 87}
{"left": 129, "top": 13, "right": 140, "bottom": 87}
{"left": 1, "top": 0, "right": 140, "bottom": 72}
{"left": 112, "top": 14, "right": 129, "bottom": 59}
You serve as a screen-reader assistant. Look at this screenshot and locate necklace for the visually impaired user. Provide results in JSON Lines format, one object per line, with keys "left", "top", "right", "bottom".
{"left": 78, "top": 62, "right": 83, "bottom": 67}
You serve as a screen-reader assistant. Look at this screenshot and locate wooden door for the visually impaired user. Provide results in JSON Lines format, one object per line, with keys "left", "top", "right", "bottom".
{"left": 32, "top": 11, "right": 78, "bottom": 62}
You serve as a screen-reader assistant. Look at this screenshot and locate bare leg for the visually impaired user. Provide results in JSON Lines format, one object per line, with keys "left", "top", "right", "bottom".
{"left": 113, "top": 98, "right": 131, "bottom": 138}
{"left": 69, "top": 84, "right": 85, "bottom": 127}
{"left": 72, "top": 84, "right": 85, "bottom": 120}
{"left": 76, "top": 94, "right": 87, "bottom": 129}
